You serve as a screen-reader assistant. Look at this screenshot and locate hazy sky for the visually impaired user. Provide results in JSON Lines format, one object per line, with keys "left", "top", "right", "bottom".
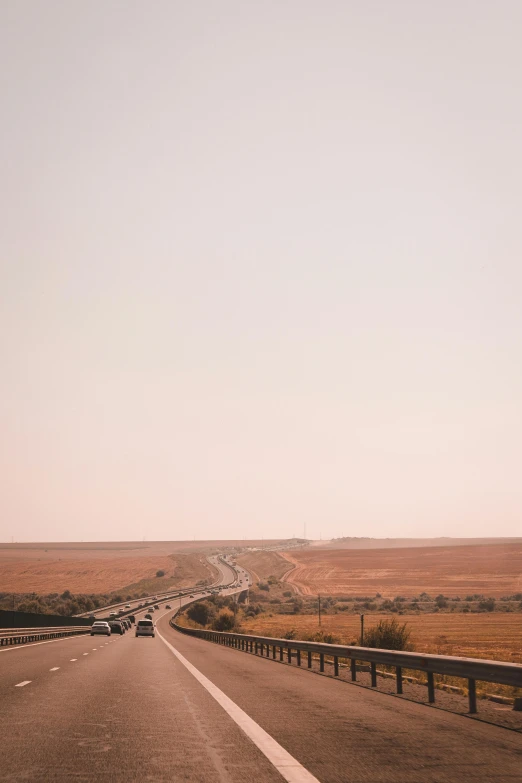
{"left": 1, "top": 1, "right": 521, "bottom": 542}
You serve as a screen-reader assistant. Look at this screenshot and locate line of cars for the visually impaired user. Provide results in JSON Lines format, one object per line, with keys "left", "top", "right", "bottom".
{"left": 89, "top": 570, "right": 246, "bottom": 640}
{"left": 91, "top": 615, "right": 134, "bottom": 636}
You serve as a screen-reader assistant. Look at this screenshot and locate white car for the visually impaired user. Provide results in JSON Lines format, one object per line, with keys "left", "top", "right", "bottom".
{"left": 91, "top": 621, "right": 111, "bottom": 636}
{"left": 125, "top": 604, "right": 131, "bottom": 609}
{"left": 135, "top": 619, "right": 155, "bottom": 638}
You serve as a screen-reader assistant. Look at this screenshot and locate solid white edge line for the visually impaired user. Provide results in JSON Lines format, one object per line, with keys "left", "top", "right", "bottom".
{"left": 157, "top": 628, "right": 321, "bottom": 783}
{"left": 15, "top": 680, "right": 31, "bottom": 687}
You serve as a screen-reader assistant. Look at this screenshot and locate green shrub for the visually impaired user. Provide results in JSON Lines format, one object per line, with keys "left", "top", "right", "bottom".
{"left": 213, "top": 609, "right": 235, "bottom": 631}
{"left": 156, "top": 570, "right": 165, "bottom": 578}
{"left": 363, "top": 618, "right": 413, "bottom": 651}
{"left": 187, "top": 601, "right": 213, "bottom": 626}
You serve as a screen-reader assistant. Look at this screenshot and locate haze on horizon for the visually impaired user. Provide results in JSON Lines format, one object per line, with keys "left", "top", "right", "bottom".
{"left": 1, "top": 2, "right": 521, "bottom": 544}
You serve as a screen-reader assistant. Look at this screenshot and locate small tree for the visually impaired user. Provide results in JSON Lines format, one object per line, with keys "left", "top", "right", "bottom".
{"left": 363, "top": 618, "right": 412, "bottom": 651}
{"left": 156, "top": 570, "right": 165, "bottom": 578}
{"left": 213, "top": 609, "right": 235, "bottom": 631}
{"left": 187, "top": 601, "right": 213, "bottom": 626}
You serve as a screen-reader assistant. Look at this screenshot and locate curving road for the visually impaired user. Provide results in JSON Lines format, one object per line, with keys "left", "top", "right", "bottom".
{"left": 1, "top": 581, "right": 521, "bottom": 782}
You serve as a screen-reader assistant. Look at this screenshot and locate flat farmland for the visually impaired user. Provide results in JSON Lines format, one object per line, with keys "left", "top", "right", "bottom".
{"left": 280, "top": 543, "right": 522, "bottom": 598}
{"left": 241, "top": 612, "right": 522, "bottom": 666}
{"left": 0, "top": 542, "right": 216, "bottom": 593}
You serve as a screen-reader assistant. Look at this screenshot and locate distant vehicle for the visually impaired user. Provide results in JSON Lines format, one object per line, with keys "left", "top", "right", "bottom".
{"left": 118, "top": 608, "right": 125, "bottom": 614}
{"left": 165, "top": 604, "right": 171, "bottom": 609}
{"left": 189, "top": 594, "right": 194, "bottom": 598}
{"left": 125, "top": 604, "right": 131, "bottom": 609}
{"left": 109, "top": 612, "right": 116, "bottom": 617}
{"left": 136, "top": 619, "right": 155, "bottom": 638}
{"left": 154, "top": 604, "right": 160, "bottom": 610}
{"left": 120, "top": 618, "right": 130, "bottom": 630}
{"left": 144, "top": 613, "right": 152, "bottom": 620}
{"left": 128, "top": 615, "right": 135, "bottom": 624}
{"left": 109, "top": 621, "right": 124, "bottom": 635}
{"left": 91, "top": 621, "right": 110, "bottom": 636}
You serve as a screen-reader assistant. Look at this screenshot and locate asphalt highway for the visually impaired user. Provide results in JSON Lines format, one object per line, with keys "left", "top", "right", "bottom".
{"left": 2, "top": 591, "right": 521, "bottom": 781}
{"left": 89, "top": 554, "right": 237, "bottom": 619}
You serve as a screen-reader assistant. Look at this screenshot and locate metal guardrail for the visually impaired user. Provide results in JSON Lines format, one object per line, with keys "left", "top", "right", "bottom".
{"left": 0, "top": 626, "right": 91, "bottom": 647}
{"left": 172, "top": 623, "right": 522, "bottom": 714}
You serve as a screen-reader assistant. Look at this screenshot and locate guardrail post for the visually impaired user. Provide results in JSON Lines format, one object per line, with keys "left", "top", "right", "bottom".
{"left": 260, "top": 642, "right": 264, "bottom": 655}
{"left": 255, "top": 641, "right": 258, "bottom": 654}
{"left": 351, "top": 658, "right": 357, "bottom": 681}
{"left": 396, "top": 666, "right": 403, "bottom": 694}
{"left": 334, "top": 656, "right": 339, "bottom": 676}
{"left": 279, "top": 646, "right": 283, "bottom": 661}
{"left": 266, "top": 644, "right": 270, "bottom": 657}
{"left": 272, "top": 644, "right": 276, "bottom": 659}
{"left": 287, "top": 647, "right": 292, "bottom": 663}
{"left": 307, "top": 651, "right": 312, "bottom": 668}
{"left": 371, "top": 662, "right": 377, "bottom": 687}
{"left": 297, "top": 649, "right": 301, "bottom": 666}
{"left": 468, "top": 678, "right": 477, "bottom": 713}
{"left": 427, "top": 672, "right": 435, "bottom": 703}
{"left": 320, "top": 653, "right": 325, "bottom": 672}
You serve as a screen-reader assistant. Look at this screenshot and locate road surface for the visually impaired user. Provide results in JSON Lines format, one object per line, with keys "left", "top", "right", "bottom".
{"left": 1, "top": 588, "right": 521, "bottom": 782}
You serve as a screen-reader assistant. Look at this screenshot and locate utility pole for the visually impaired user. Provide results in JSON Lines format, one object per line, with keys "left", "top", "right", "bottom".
{"left": 318, "top": 594, "right": 321, "bottom": 626}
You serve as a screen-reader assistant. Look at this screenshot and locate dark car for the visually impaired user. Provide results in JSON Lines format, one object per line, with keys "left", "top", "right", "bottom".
{"left": 165, "top": 604, "right": 171, "bottom": 609}
{"left": 144, "top": 613, "right": 152, "bottom": 620}
{"left": 121, "top": 618, "right": 131, "bottom": 630}
{"left": 128, "top": 615, "right": 135, "bottom": 624}
{"left": 109, "top": 621, "right": 125, "bottom": 635}
{"left": 154, "top": 604, "right": 160, "bottom": 610}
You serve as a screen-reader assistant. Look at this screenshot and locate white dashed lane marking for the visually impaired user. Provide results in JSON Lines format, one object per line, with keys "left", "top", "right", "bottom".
{"left": 70, "top": 659, "right": 77, "bottom": 662}
{"left": 15, "top": 681, "right": 31, "bottom": 687}
{"left": 50, "top": 667, "right": 60, "bottom": 671}
{"left": 83, "top": 653, "right": 88, "bottom": 656}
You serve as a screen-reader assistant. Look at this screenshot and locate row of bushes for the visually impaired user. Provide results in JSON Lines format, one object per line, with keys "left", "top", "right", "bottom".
{"left": 247, "top": 590, "right": 521, "bottom": 614}
{"left": 0, "top": 588, "right": 156, "bottom": 617}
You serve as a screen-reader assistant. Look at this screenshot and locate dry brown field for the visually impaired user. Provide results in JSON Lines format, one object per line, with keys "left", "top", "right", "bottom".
{"left": 0, "top": 539, "right": 285, "bottom": 593}
{"left": 241, "top": 612, "right": 522, "bottom": 666}
{"left": 236, "top": 550, "right": 295, "bottom": 584}
{"left": 0, "top": 539, "right": 284, "bottom": 561}
{"left": 279, "top": 544, "right": 522, "bottom": 598}
{"left": 0, "top": 547, "right": 213, "bottom": 593}
{"left": 312, "top": 537, "right": 522, "bottom": 550}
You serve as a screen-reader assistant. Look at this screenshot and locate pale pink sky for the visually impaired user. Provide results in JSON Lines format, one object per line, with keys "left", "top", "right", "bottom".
{"left": 1, "top": 1, "right": 521, "bottom": 542}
